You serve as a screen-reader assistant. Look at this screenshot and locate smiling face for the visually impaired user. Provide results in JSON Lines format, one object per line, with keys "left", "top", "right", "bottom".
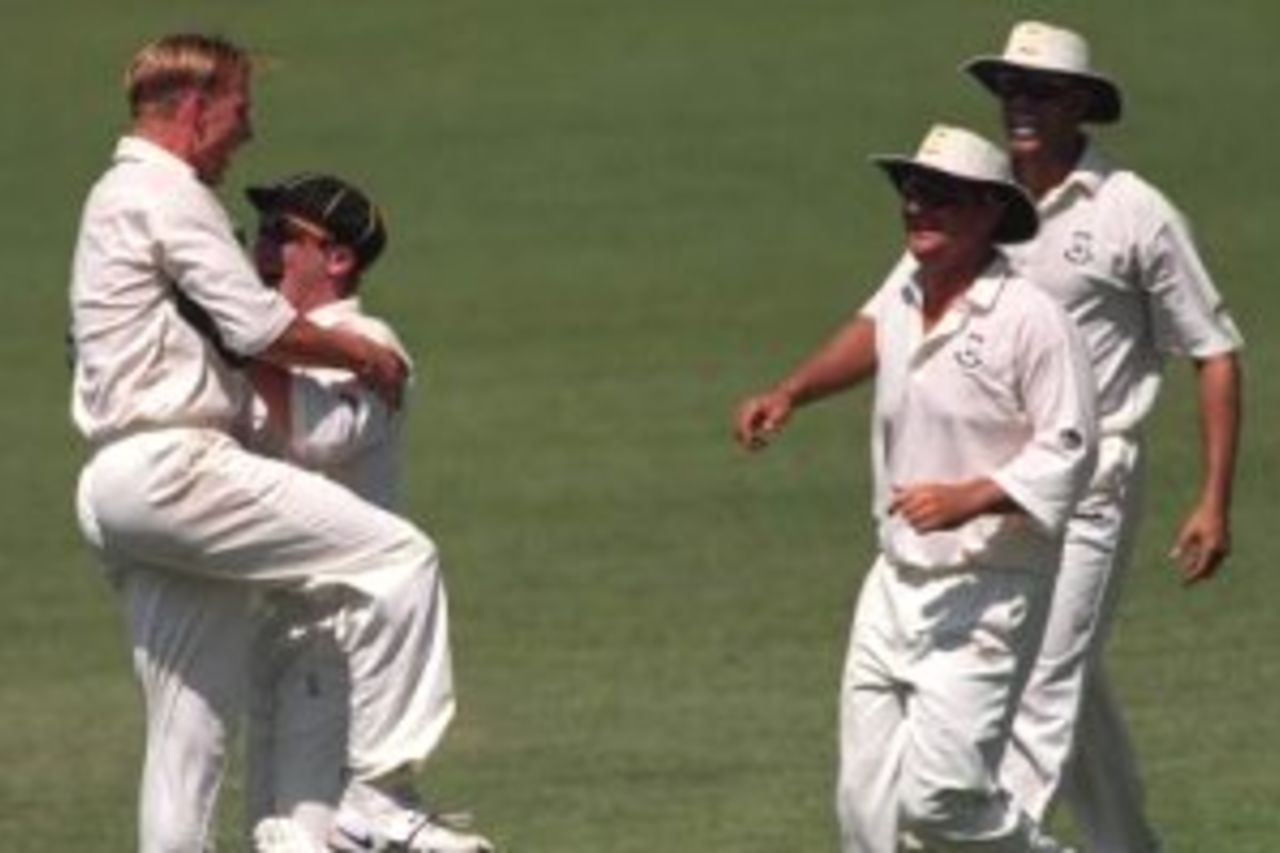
{"left": 898, "top": 172, "right": 1004, "bottom": 269}
{"left": 253, "top": 213, "right": 357, "bottom": 313}
{"left": 992, "top": 69, "right": 1092, "bottom": 162}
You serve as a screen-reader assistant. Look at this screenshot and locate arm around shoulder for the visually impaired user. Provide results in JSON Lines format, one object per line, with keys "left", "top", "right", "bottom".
{"left": 261, "top": 317, "right": 408, "bottom": 410}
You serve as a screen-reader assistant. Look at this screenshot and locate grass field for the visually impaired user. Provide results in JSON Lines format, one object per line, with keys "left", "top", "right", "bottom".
{"left": 2, "top": 0, "right": 1277, "bottom": 849}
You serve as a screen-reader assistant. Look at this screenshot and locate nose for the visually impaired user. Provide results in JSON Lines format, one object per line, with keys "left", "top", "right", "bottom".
{"left": 1004, "top": 91, "right": 1043, "bottom": 114}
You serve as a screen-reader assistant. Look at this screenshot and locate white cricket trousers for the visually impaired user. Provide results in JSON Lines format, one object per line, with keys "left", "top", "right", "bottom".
{"left": 837, "top": 556, "right": 1065, "bottom": 853}
{"left": 75, "top": 428, "right": 455, "bottom": 853}
{"left": 1001, "top": 437, "right": 1161, "bottom": 852}
{"left": 243, "top": 580, "right": 455, "bottom": 846}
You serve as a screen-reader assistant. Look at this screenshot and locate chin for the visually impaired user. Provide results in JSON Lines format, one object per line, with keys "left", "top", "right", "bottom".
{"left": 905, "top": 231, "right": 947, "bottom": 261}
{"left": 1007, "top": 133, "right": 1044, "bottom": 158}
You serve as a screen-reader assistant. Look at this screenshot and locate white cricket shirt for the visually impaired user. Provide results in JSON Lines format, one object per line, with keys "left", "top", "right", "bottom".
{"left": 70, "top": 137, "right": 296, "bottom": 445}
{"left": 862, "top": 253, "right": 1098, "bottom": 572}
{"left": 1003, "top": 143, "right": 1243, "bottom": 435}
{"left": 259, "top": 299, "right": 411, "bottom": 510}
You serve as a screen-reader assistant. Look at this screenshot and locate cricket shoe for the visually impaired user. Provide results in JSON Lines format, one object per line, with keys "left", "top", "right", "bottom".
{"left": 252, "top": 816, "right": 328, "bottom": 853}
{"left": 329, "top": 779, "right": 494, "bottom": 852}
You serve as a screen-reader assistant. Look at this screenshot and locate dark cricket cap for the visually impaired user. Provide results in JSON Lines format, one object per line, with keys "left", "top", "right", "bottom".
{"left": 246, "top": 172, "right": 388, "bottom": 268}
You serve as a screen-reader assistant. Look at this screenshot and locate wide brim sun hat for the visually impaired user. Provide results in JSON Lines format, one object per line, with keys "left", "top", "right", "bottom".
{"left": 963, "top": 20, "right": 1122, "bottom": 124}
{"left": 872, "top": 123, "right": 1039, "bottom": 244}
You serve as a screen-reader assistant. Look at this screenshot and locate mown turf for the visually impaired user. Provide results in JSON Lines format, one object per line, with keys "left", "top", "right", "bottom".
{"left": 3, "top": 1, "right": 1276, "bottom": 849}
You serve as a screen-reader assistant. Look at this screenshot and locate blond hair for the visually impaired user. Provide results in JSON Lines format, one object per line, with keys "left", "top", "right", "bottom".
{"left": 124, "top": 33, "right": 252, "bottom": 117}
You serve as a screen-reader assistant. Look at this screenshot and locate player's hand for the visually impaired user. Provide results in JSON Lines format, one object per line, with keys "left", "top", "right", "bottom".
{"left": 889, "top": 481, "right": 989, "bottom": 532}
{"left": 352, "top": 337, "right": 408, "bottom": 410}
{"left": 1169, "top": 501, "right": 1231, "bottom": 585}
{"left": 734, "top": 389, "right": 793, "bottom": 451}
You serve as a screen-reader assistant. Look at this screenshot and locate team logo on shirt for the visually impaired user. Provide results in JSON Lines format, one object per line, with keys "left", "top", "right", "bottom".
{"left": 953, "top": 332, "right": 984, "bottom": 369}
{"left": 1064, "top": 230, "right": 1094, "bottom": 266}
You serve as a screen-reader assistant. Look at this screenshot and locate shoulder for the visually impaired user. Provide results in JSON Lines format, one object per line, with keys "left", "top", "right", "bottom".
{"left": 1097, "top": 164, "right": 1184, "bottom": 227}
{"left": 864, "top": 252, "right": 918, "bottom": 321}
{"left": 95, "top": 160, "right": 223, "bottom": 230}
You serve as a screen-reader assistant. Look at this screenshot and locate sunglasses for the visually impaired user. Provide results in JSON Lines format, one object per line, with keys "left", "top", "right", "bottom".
{"left": 899, "top": 175, "right": 979, "bottom": 209}
{"left": 257, "top": 213, "right": 331, "bottom": 247}
{"left": 992, "top": 71, "right": 1077, "bottom": 102}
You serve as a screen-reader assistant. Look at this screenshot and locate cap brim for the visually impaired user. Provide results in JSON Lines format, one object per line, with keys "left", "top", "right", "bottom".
{"left": 872, "top": 157, "right": 1039, "bottom": 244}
{"left": 962, "top": 56, "right": 1123, "bottom": 124}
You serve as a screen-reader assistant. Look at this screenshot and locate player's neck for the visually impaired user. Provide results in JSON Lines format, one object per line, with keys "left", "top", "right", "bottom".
{"left": 131, "top": 116, "right": 199, "bottom": 169}
{"left": 1013, "top": 133, "right": 1086, "bottom": 200}
{"left": 918, "top": 249, "right": 994, "bottom": 330}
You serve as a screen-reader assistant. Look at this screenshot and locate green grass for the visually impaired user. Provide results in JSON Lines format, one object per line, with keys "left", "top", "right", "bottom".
{"left": 3, "top": 0, "right": 1278, "bottom": 849}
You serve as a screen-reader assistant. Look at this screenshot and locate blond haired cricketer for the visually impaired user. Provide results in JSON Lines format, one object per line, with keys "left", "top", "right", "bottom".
{"left": 70, "top": 34, "right": 464, "bottom": 852}
{"left": 964, "top": 22, "right": 1244, "bottom": 852}
{"left": 735, "top": 125, "right": 1097, "bottom": 852}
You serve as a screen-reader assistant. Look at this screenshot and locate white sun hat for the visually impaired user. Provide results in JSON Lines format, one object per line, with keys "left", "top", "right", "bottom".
{"left": 963, "top": 20, "right": 1122, "bottom": 123}
{"left": 872, "top": 124, "right": 1039, "bottom": 243}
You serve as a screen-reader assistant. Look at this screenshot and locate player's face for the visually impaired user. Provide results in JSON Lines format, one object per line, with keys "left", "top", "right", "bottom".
{"left": 899, "top": 174, "right": 1002, "bottom": 266}
{"left": 190, "top": 71, "right": 253, "bottom": 186}
{"left": 993, "top": 70, "right": 1090, "bottom": 161}
{"left": 254, "top": 214, "right": 333, "bottom": 309}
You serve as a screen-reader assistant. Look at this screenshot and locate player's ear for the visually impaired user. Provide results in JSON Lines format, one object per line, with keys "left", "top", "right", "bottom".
{"left": 172, "top": 89, "right": 206, "bottom": 134}
{"left": 326, "top": 244, "right": 358, "bottom": 279}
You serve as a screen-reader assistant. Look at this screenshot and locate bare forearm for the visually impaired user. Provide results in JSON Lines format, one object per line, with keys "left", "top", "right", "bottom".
{"left": 1169, "top": 352, "right": 1241, "bottom": 583}
{"left": 1195, "top": 353, "right": 1241, "bottom": 511}
{"left": 261, "top": 318, "right": 370, "bottom": 374}
{"left": 775, "top": 315, "right": 877, "bottom": 407}
{"left": 735, "top": 314, "right": 876, "bottom": 451}
{"left": 890, "top": 477, "right": 1019, "bottom": 533}
{"left": 260, "top": 317, "right": 405, "bottom": 409}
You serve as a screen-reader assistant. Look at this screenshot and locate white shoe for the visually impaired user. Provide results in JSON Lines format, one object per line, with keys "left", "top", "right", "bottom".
{"left": 253, "top": 816, "right": 328, "bottom": 853}
{"left": 329, "top": 779, "right": 494, "bottom": 852}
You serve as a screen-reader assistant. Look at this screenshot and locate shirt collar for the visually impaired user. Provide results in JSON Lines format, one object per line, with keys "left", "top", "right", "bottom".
{"left": 1047, "top": 139, "right": 1111, "bottom": 204}
{"left": 905, "top": 253, "right": 1011, "bottom": 315}
{"left": 114, "top": 135, "right": 198, "bottom": 180}
{"left": 961, "top": 253, "right": 1012, "bottom": 313}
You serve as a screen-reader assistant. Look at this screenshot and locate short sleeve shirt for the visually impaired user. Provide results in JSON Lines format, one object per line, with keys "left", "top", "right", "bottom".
{"left": 70, "top": 137, "right": 296, "bottom": 444}
{"left": 1002, "top": 144, "right": 1243, "bottom": 434}
{"left": 861, "top": 253, "right": 1098, "bottom": 571}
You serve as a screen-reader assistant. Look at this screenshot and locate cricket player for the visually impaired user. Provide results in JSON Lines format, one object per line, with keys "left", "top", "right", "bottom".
{"left": 735, "top": 125, "right": 1098, "bottom": 852}
{"left": 240, "top": 173, "right": 492, "bottom": 853}
{"left": 69, "top": 33, "right": 464, "bottom": 852}
{"left": 963, "top": 22, "right": 1244, "bottom": 851}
